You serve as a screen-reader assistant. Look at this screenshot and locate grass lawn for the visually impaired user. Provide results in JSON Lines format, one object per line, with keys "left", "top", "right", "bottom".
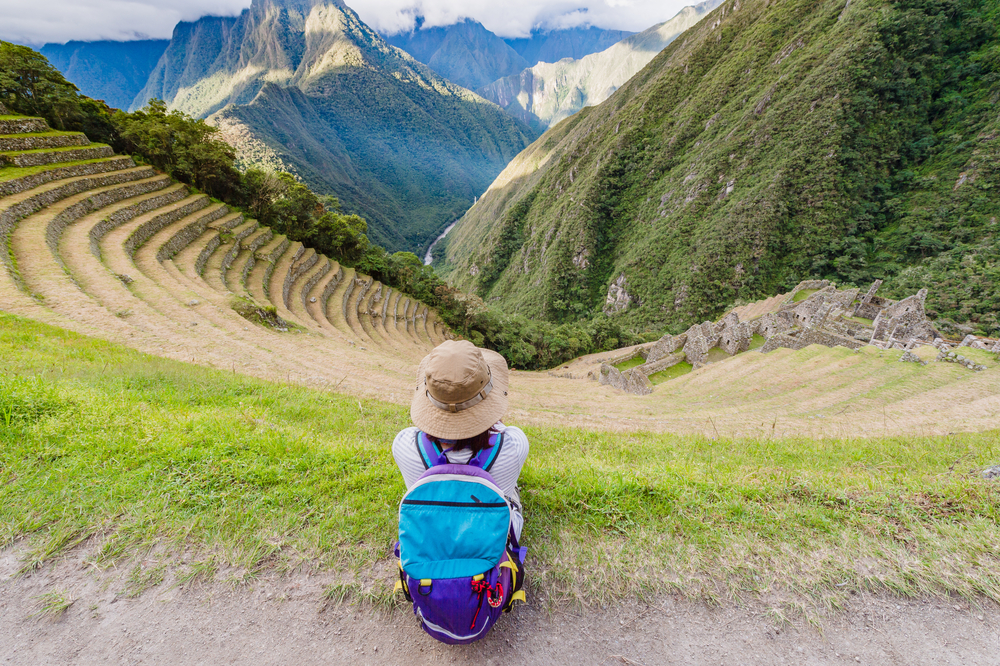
{"left": 648, "top": 361, "right": 694, "bottom": 384}
{"left": 613, "top": 355, "right": 646, "bottom": 372}
{"left": 793, "top": 289, "right": 819, "bottom": 302}
{"left": 2, "top": 313, "right": 999, "bottom": 606}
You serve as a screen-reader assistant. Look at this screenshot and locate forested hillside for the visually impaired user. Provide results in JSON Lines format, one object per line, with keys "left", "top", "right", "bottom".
{"left": 445, "top": 0, "right": 1000, "bottom": 337}
{"left": 131, "top": 0, "right": 535, "bottom": 253}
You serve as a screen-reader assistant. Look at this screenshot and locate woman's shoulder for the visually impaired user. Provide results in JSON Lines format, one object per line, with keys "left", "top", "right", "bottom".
{"left": 497, "top": 425, "right": 529, "bottom": 457}
{"left": 392, "top": 426, "right": 421, "bottom": 451}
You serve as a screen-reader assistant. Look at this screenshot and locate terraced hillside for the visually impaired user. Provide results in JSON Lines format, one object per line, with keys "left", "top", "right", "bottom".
{"left": 0, "top": 109, "right": 451, "bottom": 401}
{"left": 2, "top": 108, "right": 999, "bottom": 439}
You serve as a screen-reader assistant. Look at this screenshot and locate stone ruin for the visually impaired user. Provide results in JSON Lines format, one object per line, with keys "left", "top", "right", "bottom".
{"left": 596, "top": 279, "right": 998, "bottom": 394}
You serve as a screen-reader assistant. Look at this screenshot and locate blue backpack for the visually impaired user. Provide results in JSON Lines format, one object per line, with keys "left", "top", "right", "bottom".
{"left": 394, "top": 430, "right": 527, "bottom": 644}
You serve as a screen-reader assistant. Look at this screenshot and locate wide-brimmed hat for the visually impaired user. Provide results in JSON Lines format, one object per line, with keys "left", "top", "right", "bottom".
{"left": 411, "top": 340, "right": 510, "bottom": 440}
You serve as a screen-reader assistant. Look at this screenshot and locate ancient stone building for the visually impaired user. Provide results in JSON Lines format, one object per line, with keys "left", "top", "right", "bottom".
{"left": 597, "top": 279, "right": 981, "bottom": 395}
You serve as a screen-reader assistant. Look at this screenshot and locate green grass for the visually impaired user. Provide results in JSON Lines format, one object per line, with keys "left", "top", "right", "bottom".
{"left": 792, "top": 289, "right": 819, "bottom": 303}
{"left": 705, "top": 347, "right": 732, "bottom": 364}
{"left": 30, "top": 590, "right": 74, "bottom": 619}
{"left": 613, "top": 355, "right": 646, "bottom": 371}
{"left": 748, "top": 333, "right": 767, "bottom": 350}
{"left": 647, "top": 361, "right": 693, "bottom": 384}
{"left": 0, "top": 144, "right": 108, "bottom": 158}
{"left": 2, "top": 312, "right": 999, "bottom": 606}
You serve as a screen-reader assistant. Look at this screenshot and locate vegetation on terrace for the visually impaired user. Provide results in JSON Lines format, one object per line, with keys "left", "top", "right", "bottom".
{"left": 2, "top": 314, "right": 999, "bottom": 604}
{"left": 1, "top": 41, "right": 655, "bottom": 370}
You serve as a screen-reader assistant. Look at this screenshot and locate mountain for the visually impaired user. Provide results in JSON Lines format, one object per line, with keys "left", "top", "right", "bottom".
{"left": 443, "top": 0, "right": 1000, "bottom": 334}
{"left": 504, "top": 26, "right": 635, "bottom": 67}
{"left": 383, "top": 18, "right": 528, "bottom": 91}
{"left": 478, "top": 1, "right": 721, "bottom": 132}
{"left": 133, "top": 0, "right": 535, "bottom": 252}
{"left": 39, "top": 40, "right": 168, "bottom": 110}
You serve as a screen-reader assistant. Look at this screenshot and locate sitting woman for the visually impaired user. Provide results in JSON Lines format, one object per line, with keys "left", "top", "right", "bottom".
{"left": 392, "top": 339, "right": 529, "bottom": 540}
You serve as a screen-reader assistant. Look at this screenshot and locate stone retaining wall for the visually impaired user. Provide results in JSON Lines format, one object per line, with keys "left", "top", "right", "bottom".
{"left": 222, "top": 221, "right": 260, "bottom": 283}
{"left": 0, "top": 117, "right": 48, "bottom": 134}
{"left": 156, "top": 206, "right": 231, "bottom": 262}
{"left": 195, "top": 235, "right": 222, "bottom": 276}
{"left": 3, "top": 145, "right": 114, "bottom": 168}
{"left": 0, "top": 133, "right": 89, "bottom": 152}
{"left": 400, "top": 298, "right": 412, "bottom": 331}
{"left": 123, "top": 197, "right": 210, "bottom": 257}
{"left": 340, "top": 273, "right": 357, "bottom": 321}
{"left": 301, "top": 259, "right": 331, "bottom": 310}
{"left": 282, "top": 246, "right": 314, "bottom": 307}
{"left": 0, "top": 156, "right": 134, "bottom": 198}
{"left": 366, "top": 283, "right": 383, "bottom": 317}
{"left": 87, "top": 184, "right": 187, "bottom": 258}
{"left": 638, "top": 353, "right": 685, "bottom": 376}
{"left": 239, "top": 228, "right": 274, "bottom": 286}
{"left": 1, "top": 166, "right": 153, "bottom": 270}
{"left": 262, "top": 238, "right": 292, "bottom": 298}
{"left": 321, "top": 265, "right": 345, "bottom": 320}
{"left": 599, "top": 364, "right": 653, "bottom": 395}
{"left": 40, "top": 177, "right": 169, "bottom": 261}
{"left": 354, "top": 277, "right": 373, "bottom": 319}
{"left": 380, "top": 288, "right": 391, "bottom": 321}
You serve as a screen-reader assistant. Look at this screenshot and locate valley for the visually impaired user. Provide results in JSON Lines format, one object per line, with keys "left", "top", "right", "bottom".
{"left": 446, "top": 0, "right": 1000, "bottom": 342}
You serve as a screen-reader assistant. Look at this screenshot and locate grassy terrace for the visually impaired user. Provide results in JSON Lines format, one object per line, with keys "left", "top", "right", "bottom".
{"left": 2, "top": 312, "right": 999, "bottom": 606}
{"left": 0, "top": 156, "right": 121, "bottom": 182}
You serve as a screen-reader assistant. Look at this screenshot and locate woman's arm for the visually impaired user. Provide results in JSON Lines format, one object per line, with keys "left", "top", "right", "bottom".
{"left": 489, "top": 425, "right": 529, "bottom": 497}
{"left": 391, "top": 426, "right": 426, "bottom": 489}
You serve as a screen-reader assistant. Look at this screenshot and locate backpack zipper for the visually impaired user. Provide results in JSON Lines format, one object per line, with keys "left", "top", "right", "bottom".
{"left": 402, "top": 499, "right": 507, "bottom": 508}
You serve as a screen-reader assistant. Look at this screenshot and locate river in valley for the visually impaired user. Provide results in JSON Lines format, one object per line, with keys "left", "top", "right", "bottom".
{"left": 423, "top": 221, "right": 457, "bottom": 265}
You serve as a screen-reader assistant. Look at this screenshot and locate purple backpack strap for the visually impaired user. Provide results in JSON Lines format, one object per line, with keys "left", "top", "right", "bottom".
{"left": 415, "top": 431, "right": 504, "bottom": 471}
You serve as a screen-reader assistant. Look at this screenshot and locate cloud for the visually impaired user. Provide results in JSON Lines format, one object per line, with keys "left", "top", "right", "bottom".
{"left": 0, "top": 0, "right": 693, "bottom": 46}
{"left": 0, "top": 0, "right": 251, "bottom": 45}
{"left": 350, "top": 0, "right": 694, "bottom": 37}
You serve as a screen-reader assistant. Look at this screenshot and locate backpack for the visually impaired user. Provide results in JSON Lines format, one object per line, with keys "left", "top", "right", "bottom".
{"left": 394, "top": 430, "right": 527, "bottom": 644}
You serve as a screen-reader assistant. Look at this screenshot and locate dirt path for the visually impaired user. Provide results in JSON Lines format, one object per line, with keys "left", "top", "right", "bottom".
{"left": 3, "top": 550, "right": 997, "bottom": 666}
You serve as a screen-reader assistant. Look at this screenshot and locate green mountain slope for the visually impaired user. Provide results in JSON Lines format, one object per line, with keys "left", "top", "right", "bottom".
{"left": 39, "top": 40, "right": 168, "bottom": 110}
{"left": 444, "top": 0, "right": 1000, "bottom": 335}
{"left": 383, "top": 18, "right": 528, "bottom": 91}
{"left": 478, "top": 1, "right": 721, "bottom": 132}
{"left": 132, "top": 0, "right": 535, "bottom": 252}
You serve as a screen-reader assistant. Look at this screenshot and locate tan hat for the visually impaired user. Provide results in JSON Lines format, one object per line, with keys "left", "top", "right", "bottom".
{"left": 411, "top": 340, "right": 510, "bottom": 440}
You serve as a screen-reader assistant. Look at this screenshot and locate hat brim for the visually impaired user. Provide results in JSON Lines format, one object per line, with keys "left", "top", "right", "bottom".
{"left": 410, "top": 348, "right": 510, "bottom": 440}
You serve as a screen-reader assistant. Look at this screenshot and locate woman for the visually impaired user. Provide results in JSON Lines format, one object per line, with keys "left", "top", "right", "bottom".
{"left": 392, "top": 339, "right": 529, "bottom": 539}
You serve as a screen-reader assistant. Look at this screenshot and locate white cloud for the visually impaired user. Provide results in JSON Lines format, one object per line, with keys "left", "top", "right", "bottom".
{"left": 0, "top": 0, "right": 692, "bottom": 45}
{"left": 0, "top": 0, "right": 251, "bottom": 45}
{"left": 350, "top": 0, "right": 693, "bottom": 37}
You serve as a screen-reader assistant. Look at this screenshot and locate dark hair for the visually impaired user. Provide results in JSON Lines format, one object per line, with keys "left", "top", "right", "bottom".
{"left": 434, "top": 428, "right": 495, "bottom": 454}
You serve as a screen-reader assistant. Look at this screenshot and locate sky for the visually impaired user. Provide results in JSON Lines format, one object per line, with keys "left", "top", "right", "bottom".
{"left": 0, "top": 0, "right": 692, "bottom": 46}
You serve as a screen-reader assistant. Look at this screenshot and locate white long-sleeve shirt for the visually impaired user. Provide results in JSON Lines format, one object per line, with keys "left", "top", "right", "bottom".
{"left": 391, "top": 422, "right": 529, "bottom": 538}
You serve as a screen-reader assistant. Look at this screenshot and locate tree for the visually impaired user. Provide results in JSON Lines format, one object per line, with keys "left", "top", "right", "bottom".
{"left": 114, "top": 100, "right": 242, "bottom": 201}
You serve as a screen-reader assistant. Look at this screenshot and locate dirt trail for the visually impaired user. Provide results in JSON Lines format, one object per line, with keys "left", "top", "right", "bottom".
{"left": 2, "top": 550, "right": 997, "bottom": 666}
